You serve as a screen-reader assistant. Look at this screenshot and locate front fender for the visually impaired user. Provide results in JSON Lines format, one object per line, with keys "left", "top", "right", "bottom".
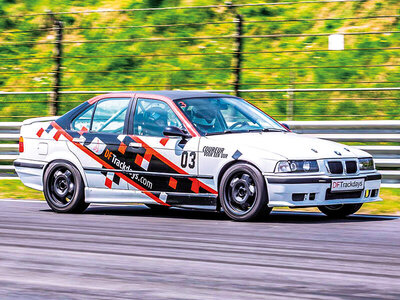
{"left": 198, "top": 141, "right": 283, "bottom": 193}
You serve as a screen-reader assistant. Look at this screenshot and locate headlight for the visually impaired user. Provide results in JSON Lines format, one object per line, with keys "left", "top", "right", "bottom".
{"left": 275, "top": 160, "right": 319, "bottom": 173}
{"left": 359, "top": 157, "right": 374, "bottom": 171}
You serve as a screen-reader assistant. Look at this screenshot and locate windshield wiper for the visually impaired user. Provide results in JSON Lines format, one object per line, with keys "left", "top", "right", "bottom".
{"left": 205, "top": 128, "right": 286, "bottom": 136}
{"left": 247, "top": 128, "right": 263, "bottom": 132}
{"left": 205, "top": 132, "right": 224, "bottom": 136}
{"left": 205, "top": 129, "right": 244, "bottom": 136}
{"left": 262, "top": 128, "right": 287, "bottom": 132}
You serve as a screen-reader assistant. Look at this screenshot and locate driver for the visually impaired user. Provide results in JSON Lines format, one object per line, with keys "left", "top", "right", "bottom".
{"left": 190, "top": 105, "right": 218, "bottom": 133}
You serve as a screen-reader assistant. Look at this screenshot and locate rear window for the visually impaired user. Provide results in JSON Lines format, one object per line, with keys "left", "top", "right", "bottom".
{"left": 71, "top": 106, "right": 94, "bottom": 131}
{"left": 92, "top": 98, "right": 130, "bottom": 133}
{"left": 71, "top": 98, "right": 130, "bottom": 134}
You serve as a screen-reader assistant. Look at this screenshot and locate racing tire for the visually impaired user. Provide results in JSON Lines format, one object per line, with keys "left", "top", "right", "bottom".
{"left": 318, "top": 203, "right": 363, "bottom": 218}
{"left": 43, "top": 161, "right": 89, "bottom": 213}
{"left": 219, "top": 163, "right": 271, "bottom": 221}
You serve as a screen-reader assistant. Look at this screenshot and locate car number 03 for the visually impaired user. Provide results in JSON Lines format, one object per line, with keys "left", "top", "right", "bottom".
{"left": 181, "top": 151, "right": 196, "bottom": 168}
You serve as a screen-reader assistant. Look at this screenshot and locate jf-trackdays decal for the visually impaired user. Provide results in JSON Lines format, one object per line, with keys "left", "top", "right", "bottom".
{"left": 36, "top": 121, "right": 217, "bottom": 206}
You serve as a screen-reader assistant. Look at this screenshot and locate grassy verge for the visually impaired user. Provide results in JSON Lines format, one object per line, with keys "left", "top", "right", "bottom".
{"left": 361, "top": 189, "right": 400, "bottom": 215}
{"left": 0, "top": 179, "right": 398, "bottom": 215}
{"left": 0, "top": 179, "right": 44, "bottom": 200}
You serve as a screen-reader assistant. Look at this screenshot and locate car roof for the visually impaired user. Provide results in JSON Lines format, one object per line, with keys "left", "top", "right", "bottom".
{"left": 107, "top": 90, "right": 239, "bottom": 101}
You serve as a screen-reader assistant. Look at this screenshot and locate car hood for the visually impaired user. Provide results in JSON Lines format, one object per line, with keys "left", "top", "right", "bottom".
{"left": 204, "top": 131, "right": 369, "bottom": 160}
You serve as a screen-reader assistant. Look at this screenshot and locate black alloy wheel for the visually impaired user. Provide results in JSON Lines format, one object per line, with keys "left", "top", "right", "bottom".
{"left": 220, "top": 163, "right": 271, "bottom": 221}
{"left": 43, "top": 161, "right": 89, "bottom": 213}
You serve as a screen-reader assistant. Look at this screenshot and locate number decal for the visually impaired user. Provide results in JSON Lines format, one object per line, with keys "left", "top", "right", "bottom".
{"left": 181, "top": 151, "right": 196, "bottom": 169}
{"left": 181, "top": 151, "right": 188, "bottom": 168}
{"left": 188, "top": 151, "right": 196, "bottom": 169}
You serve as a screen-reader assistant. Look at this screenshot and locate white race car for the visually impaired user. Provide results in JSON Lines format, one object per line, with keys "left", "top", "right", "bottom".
{"left": 14, "top": 91, "right": 381, "bottom": 221}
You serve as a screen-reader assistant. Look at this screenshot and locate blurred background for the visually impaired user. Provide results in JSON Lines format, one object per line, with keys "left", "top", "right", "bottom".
{"left": 0, "top": 3, "right": 399, "bottom": 298}
{"left": 1, "top": 4, "right": 399, "bottom": 298}
{"left": 0, "top": 0, "right": 398, "bottom": 121}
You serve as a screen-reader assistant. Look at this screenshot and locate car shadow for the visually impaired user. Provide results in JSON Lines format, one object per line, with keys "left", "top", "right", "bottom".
{"left": 76, "top": 204, "right": 398, "bottom": 224}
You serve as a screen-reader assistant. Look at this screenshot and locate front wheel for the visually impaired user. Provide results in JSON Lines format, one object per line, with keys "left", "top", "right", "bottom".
{"left": 43, "top": 161, "right": 89, "bottom": 213}
{"left": 219, "top": 163, "right": 271, "bottom": 221}
{"left": 318, "top": 203, "right": 363, "bottom": 218}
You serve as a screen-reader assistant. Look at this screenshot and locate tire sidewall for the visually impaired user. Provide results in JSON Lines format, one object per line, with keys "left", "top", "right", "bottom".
{"left": 43, "top": 161, "right": 86, "bottom": 213}
{"left": 219, "top": 163, "right": 269, "bottom": 221}
{"left": 318, "top": 203, "right": 363, "bottom": 218}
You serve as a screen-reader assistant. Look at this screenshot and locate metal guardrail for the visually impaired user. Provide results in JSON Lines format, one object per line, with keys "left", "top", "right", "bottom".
{"left": 1, "top": 120, "right": 399, "bottom": 187}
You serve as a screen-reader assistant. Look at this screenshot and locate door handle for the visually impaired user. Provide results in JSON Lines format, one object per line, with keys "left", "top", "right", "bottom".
{"left": 72, "top": 137, "right": 85, "bottom": 143}
{"left": 129, "top": 142, "right": 142, "bottom": 148}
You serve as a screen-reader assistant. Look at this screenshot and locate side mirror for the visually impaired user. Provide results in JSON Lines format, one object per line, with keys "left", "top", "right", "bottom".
{"left": 281, "top": 123, "right": 290, "bottom": 130}
{"left": 163, "top": 126, "right": 191, "bottom": 139}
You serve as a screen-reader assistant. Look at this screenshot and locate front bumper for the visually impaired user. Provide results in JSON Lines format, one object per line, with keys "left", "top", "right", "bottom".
{"left": 265, "top": 173, "right": 382, "bottom": 207}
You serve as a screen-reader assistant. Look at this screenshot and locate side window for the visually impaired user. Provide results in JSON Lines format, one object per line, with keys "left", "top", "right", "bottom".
{"left": 72, "top": 106, "right": 94, "bottom": 131}
{"left": 91, "top": 98, "right": 130, "bottom": 134}
{"left": 133, "top": 98, "right": 184, "bottom": 137}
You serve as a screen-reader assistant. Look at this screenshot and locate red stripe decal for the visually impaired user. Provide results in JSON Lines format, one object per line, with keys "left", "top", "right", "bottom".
{"left": 53, "top": 131, "right": 61, "bottom": 141}
{"left": 118, "top": 142, "right": 127, "bottom": 154}
{"left": 190, "top": 179, "right": 199, "bottom": 194}
{"left": 134, "top": 154, "right": 143, "bottom": 166}
{"left": 144, "top": 150, "right": 152, "bottom": 162}
{"left": 129, "top": 135, "right": 218, "bottom": 195}
{"left": 50, "top": 122, "right": 169, "bottom": 206}
{"left": 169, "top": 177, "right": 177, "bottom": 190}
{"left": 160, "top": 137, "right": 169, "bottom": 146}
{"left": 105, "top": 177, "right": 113, "bottom": 189}
{"left": 36, "top": 128, "right": 44, "bottom": 137}
{"left": 78, "top": 126, "right": 88, "bottom": 136}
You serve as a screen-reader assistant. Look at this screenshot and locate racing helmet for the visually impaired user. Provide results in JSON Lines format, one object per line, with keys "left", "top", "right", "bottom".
{"left": 191, "top": 105, "right": 217, "bottom": 131}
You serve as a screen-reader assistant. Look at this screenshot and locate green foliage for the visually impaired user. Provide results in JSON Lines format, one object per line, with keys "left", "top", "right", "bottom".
{"left": 0, "top": 0, "right": 398, "bottom": 121}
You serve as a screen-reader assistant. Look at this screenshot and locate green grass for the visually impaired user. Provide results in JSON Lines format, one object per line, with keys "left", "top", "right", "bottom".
{"left": 0, "top": 179, "right": 399, "bottom": 215}
{"left": 0, "top": 179, "right": 44, "bottom": 200}
{"left": 362, "top": 188, "right": 400, "bottom": 215}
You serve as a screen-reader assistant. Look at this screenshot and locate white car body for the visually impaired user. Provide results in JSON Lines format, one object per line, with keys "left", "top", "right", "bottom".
{"left": 14, "top": 91, "right": 381, "bottom": 212}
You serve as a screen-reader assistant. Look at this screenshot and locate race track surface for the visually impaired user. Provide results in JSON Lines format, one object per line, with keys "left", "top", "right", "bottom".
{"left": 0, "top": 199, "right": 399, "bottom": 299}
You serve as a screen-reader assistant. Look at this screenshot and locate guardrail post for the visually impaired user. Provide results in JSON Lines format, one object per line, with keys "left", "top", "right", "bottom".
{"left": 233, "top": 13, "right": 243, "bottom": 97}
{"left": 49, "top": 18, "right": 63, "bottom": 116}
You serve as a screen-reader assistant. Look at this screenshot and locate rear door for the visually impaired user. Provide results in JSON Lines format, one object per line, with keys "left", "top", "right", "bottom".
{"left": 68, "top": 97, "right": 132, "bottom": 190}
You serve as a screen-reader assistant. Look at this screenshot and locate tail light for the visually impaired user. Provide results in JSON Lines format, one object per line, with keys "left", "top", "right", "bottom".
{"left": 19, "top": 136, "right": 24, "bottom": 153}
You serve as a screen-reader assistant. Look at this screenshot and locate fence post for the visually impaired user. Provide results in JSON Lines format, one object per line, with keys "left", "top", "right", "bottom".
{"left": 49, "top": 19, "right": 63, "bottom": 116}
{"left": 287, "top": 70, "right": 295, "bottom": 120}
{"left": 233, "top": 14, "right": 243, "bottom": 97}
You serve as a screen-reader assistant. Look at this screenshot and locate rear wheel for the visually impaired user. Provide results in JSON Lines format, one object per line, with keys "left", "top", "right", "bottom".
{"left": 318, "top": 203, "right": 362, "bottom": 218}
{"left": 219, "top": 163, "right": 271, "bottom": 221}
{"left": 43, "top": 161, "right": 89, "bottom": 213}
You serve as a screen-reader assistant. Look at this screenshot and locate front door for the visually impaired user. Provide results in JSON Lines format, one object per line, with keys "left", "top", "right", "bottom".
{"left": 125, "top": 97, "right": 215, "bottom": 206}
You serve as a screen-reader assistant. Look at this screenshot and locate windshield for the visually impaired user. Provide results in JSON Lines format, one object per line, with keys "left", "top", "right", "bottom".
{"left": 174, "top": 97, "right": 287, "bottom": 136}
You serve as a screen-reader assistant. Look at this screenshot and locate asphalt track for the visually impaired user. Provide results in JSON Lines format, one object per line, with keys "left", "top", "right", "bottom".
{"left": 0, "top": 200, "right": 399, "bottom": 299}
